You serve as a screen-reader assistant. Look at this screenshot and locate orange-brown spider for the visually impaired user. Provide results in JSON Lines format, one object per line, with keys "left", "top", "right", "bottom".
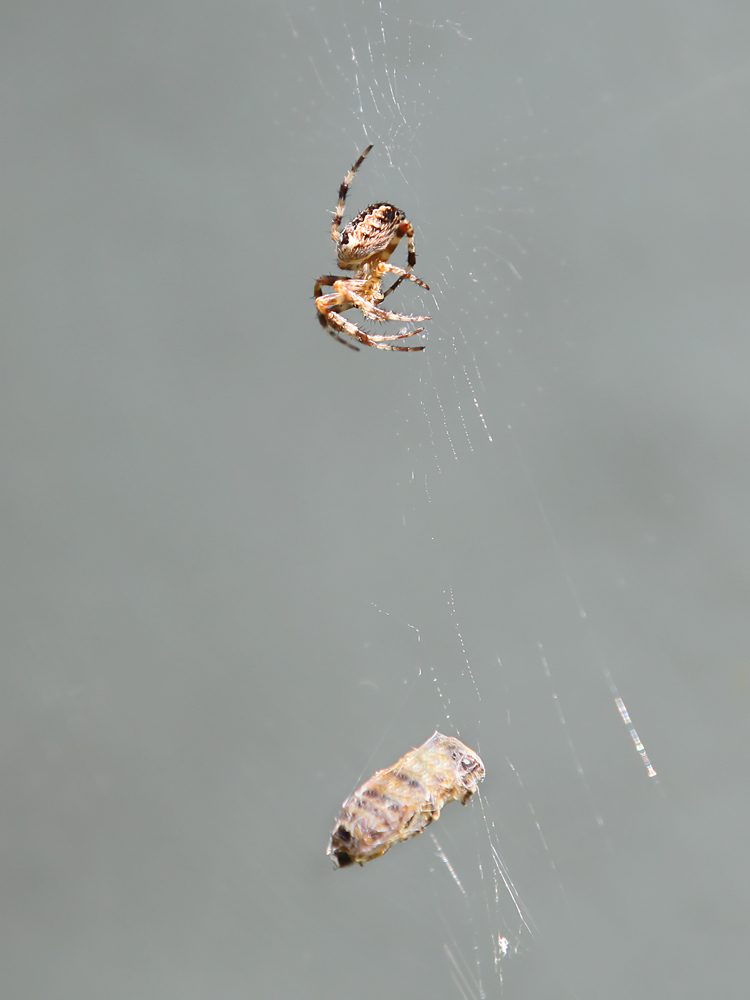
{"left": 314, "top": 144, "right": 430, "bottom": 352}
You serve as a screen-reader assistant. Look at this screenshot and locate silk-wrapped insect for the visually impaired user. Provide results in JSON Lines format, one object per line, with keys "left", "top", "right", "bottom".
{"left": 327, "top": 731, "right": 485, "bottom": 869}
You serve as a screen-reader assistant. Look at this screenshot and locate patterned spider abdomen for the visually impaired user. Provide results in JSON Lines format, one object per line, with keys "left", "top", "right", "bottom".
{"left": 337, "top": 203, "right": 407, "bottom": 268}
{"left": 327, "top": 731, "right": 485, "bottom": 869}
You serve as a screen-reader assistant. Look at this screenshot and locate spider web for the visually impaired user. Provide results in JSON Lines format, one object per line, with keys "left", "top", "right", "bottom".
{"left": 279, "top": 3, "right": 666, "bottom": 999}
{"left": 5, "top": 2, "right": 748, "bottom": 998}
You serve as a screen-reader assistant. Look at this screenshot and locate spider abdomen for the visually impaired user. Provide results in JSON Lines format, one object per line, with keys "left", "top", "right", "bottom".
{"left": 337, "top": 202, "right": 406, "bottom": 268}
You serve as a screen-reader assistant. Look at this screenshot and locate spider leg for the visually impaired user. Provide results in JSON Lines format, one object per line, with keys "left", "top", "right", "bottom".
{"left": 380, "top": 274, "right": 406, "bottom": 300}
{"left": 390, "top": 219, "right": 420, "bottom": 269}
{"left": 368, "top": 327, "right": 427, "bottom": 343}
{"left": 367, "top": 305, "right": 431, "bottom": 322}
{"left": 315, "top": 287, "right": 360, "bottom": 350}
{"left": 363, "top": 333, "right": 425, "bottom": 352}
{"left": 404, "top": 223, "right": 418, "bottom": 269}
{"left": 314, "top": 274, "right": 344, "bottom": 297}
{"left": 379, "top": 262, "right": 429, "bottom": 291}
{"left": 342, "top": 287, "right": 430, "bottom": 324}
{"left": 317, "top": 310, "right": 359, "bottom": 350}
{"left": 325, "top": 308, "right": 424, "bottom": 352}
{"left": 331, "top": 144, "right": 373, "bottom": 243}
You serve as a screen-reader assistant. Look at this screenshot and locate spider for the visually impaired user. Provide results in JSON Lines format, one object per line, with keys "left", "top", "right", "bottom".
{"left": 314, "top": 144, "right": 430, "bottom": 352}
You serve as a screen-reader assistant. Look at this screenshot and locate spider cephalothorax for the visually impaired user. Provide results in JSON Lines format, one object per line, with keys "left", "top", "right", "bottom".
{"left": 314, "top": 144, "right": 430, "bottom": 352}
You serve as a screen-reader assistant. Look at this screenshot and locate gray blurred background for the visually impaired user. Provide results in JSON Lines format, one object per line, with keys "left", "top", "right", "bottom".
{"left": 3, "top": 1, "right": 750, "bottom": 998}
